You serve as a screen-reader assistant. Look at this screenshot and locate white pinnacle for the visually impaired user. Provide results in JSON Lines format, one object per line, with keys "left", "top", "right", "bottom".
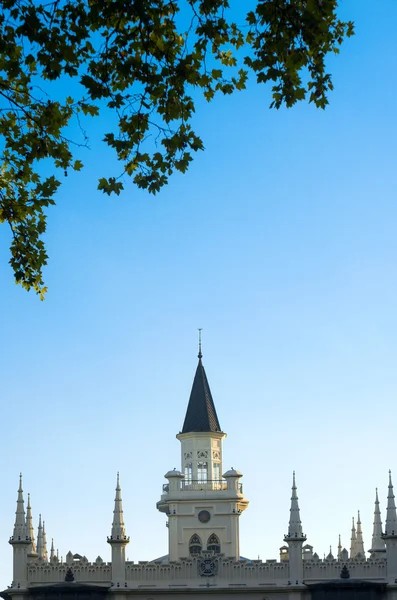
{"left": 12, "top": 473, "right": 27, "bottom": 541}
{"left": 285, "top": 471, "right": 305, "bottom": 539}
{"left": 110, "top": 472, "right": 128, "bottom": 541}
{"left": 356, "top": 511, "right": 365, "bottom": 556}
{"left": 370, "top": 488, "right": 385, "bottom": 553}
{"left": 384, "top": 470, "right": 397, "bottom": 537}
{"left": 26, "top": 493, "right": 37, "bottom": 553}
{"left": 37, "top": 514, "right": 44, "bottom": 558}
{"left": 42, "top": 520, "right": 48, "bottom": 561}
{"left": 337, "top": 534, "right": 342, "bottom": 560}
{"left": 350, "top": 517, "right": 357, "bottom": 558}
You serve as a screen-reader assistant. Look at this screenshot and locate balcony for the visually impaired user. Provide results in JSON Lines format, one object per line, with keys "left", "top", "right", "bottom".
{"left": 162, "top": 479, "right": 243, "bottom": 493}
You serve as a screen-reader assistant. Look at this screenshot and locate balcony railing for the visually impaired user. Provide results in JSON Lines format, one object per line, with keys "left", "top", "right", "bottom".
{"left": 162, "top": 480, "right": 243, "bottom": 493}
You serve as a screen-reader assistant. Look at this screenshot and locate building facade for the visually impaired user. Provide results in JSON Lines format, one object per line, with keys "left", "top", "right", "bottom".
{"left": 2, "top": 349, "right": 397, "bottom": 599}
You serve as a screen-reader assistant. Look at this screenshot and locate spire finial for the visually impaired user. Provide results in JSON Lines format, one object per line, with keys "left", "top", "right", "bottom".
{"left": 198, "top": 328, "right": 202, "bottom": 360}
{"left": 11, "top": 473, "right": 27, "bottom": 541}
{"left": 356, "top": 510, "right": 365, "bottom": 556}
{"left": 350, "top": 516, "right": 357, "bottom": 558}
{"left": 26, "top": 492, "right": 37, "bottom": 554}
{"left": 370, "top": 487, "right": 386, "bottom": 554}
{"left": 108, "top": 473, "right": 129, "bottom": 544}
{"left": 384, "top": 469, "right": 397, "bottom": 537}
{"left": 285, "top": 471, "right": 305, "bottom": 541}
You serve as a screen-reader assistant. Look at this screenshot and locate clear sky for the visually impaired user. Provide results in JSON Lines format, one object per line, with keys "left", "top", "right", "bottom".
{"left": 0, "top": 0, "right": 397, "bottom": 590}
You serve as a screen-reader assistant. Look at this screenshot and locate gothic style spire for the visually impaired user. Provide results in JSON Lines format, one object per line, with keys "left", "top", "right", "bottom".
{"left": 50, "top": 538, "right": 55, "bottom": 561}
{"left": 26, "top": 493, "right": 37, "bottom": 554}
{"left": 370, "top": 488, "right": 385, "bottom": 554}
{"left": 11, "top": 473, "right": 27, "bottom": 541}
{"left": 42, "top": 520, "right": 48, "bottom": 561}
{"left": 109, "top": 473, "right": 129, "bottom": 541}
{"left": 384, "top": 471, "right": 397, "bottom": 537}
{"left": 285, "top": 472, "right": 305, "bottom": 540}
{"left": 337, "top": 534, "right": 342, "bottom": 560}
{"left": 36, "top": 514, "right": 44, "bottom": 558}
{"left": 356, "top": 511, "right": 365, "bottom": 556}
{"left": 181, "top": 344, "right": 221, "bottom": 434}
{"left": 350, "top": 517, "right": 357, "bottom": 558}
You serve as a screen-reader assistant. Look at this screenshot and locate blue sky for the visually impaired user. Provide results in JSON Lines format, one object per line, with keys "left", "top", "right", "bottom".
{"left": 1, "top": 0, "right": 397, "bottom": 588}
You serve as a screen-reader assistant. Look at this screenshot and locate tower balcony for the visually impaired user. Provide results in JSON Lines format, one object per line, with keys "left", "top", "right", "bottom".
{"left": 162, "top": 479, "right": 243, "bottom": 494}
{"left": 157, "top": 470, "right": 248, "bottom": 515}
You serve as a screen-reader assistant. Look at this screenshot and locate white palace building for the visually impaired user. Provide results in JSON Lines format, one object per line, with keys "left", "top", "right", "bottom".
{"left": 2, "top": 347, "right": 397, "bottom": 600}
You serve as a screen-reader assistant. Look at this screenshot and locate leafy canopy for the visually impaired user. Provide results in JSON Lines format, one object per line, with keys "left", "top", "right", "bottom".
{"left": 0, "top": 0, "right": 353, "bottom": 298}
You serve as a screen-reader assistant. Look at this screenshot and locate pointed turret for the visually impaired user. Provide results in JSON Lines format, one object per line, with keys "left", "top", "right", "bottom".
{"left": 11, "top": 473, "right": 27, "bottom": 541}
{"left": 50, "top": 538, "right": 55, "bottom": 561}
{"left": 36, "top": 514, "right": 45, "bottom": 559}
{"left": 350, "top": 517, "right": 357, "bottom": 558}
{"left": 108, "top": 473, "right": 129, "bottom": 587}
{"left": 285, "top": 472, "right": 305, "bottom": 540}
{"left": 9, "top": 474, "right": 30, "bottom": 588}
{"left": 337, "top": 535, "right": 342, "bottom": 560}
{"left": 284, "top": 472, "right": 306, "bottom": 585}
{"left": 384, "top": 471, "right": 397, "bottom": 537}
{"left": 356, "top": 511, "right": 365, "bottom": 557}
{"left": 26, "top": 493, "right": 37, "bottom": 556}
{"left": 160, "top": 339, "right": 248, "bottom": 563}
{"left": 181, "top": 341, "right": 221, "bottom": 434}
{"left": 109, "top": 472, "right": 128, "bottom": 541}
{"left": 369, "top": 488, "right": 385, "bottom": 556}
{"left": 382, "top": 471, "right": 397, "bottom": 582}
{"left": 42, "top": 520, "right": 48, "bottom": 561}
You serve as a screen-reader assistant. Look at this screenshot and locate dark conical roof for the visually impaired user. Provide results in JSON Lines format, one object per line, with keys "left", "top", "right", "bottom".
{"left": 181, "top": 358, "right": 222, "bottom": 433}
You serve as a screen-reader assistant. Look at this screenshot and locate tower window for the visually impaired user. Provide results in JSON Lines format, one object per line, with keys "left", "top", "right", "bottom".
{"left": 197, "top": 462, "right": 208, "bottom": 483}
{"left": 213, "top": 463, "right": 220, "bottom": 481}
{"left": 207, "top": 534, "right": 221, "bottom": 554}
{"left": 184, "top": 463, "right": 192, "bottom": 483}
{"left": 189, "top": 534, "right": 202, "bottom": 555}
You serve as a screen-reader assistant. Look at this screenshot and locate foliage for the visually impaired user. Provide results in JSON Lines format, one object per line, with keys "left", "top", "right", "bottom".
{"left": 0, "top": 0, "right": 353, "bottom": 297}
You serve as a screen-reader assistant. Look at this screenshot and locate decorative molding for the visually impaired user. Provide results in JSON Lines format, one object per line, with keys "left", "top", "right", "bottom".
{"left": 197, "top": 450, "right": 208, "bottom": 458}
{"left": 198, "top": 557, "right": 218, "bottom": 577}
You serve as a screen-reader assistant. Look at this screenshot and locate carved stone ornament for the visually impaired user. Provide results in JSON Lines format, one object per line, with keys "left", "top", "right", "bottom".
{"left": 212, "top": 451, "right": 220, "bottom": 459}
{"left": 184, "top": 452, "right": 192, "bottom": 459}
{"left": 197, "top": 450, "right": 208, "bottom": 458}
{"left": 198, "top": 557, "right": 218, "bottom": 577}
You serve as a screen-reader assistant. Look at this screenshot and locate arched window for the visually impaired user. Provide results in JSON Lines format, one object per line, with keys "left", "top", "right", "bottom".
{"left": 189, "top": 534, "right": 202, "bottom": 555}
{"left": 207, "top": 533, "right": 221, "bottom": 554}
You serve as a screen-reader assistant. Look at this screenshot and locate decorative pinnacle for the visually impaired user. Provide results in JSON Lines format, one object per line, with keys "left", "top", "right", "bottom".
{"left": 11, "top": 472, "right": 27, "bottom": 542}
{"left": 285, "top": 471, "right": 305, "bottom": 541}
{"left": 356, "top": 510, "right": 365, "bottom": 556}
{"left": 37, "top": 514, "right": 43, "bottom": 557}
{"left": 370, "top": 487, "right": 385, "bottom": 553}
{"left": 384, "top": 470, "right": 397, "bottom": 537}
{"left": 108, "top": 472, "right": 129, "bottom": 545}
{"left": 26, "top": 492, "right": 36, "bottom": 553}
{"left": 198, "top": 328, "right": 203, "bottom": 360}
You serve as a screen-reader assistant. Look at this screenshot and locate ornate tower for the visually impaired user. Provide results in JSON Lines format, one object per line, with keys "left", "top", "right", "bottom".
{"left": 25, "top": 493, "right": 37, "bottom": 560}
{"left": 369, "top": 488, "right": 386, "bottom": 558}
{"left": 356, "top": 511, "right": 365, "bottom": 557}
{"left": 157, "top": 344, "right": 248, "bottom": 561}
{"left": 382, "top": 470, "right": 397, "bottom": 582}
{"left": 350, "top": 517, "right": 357, "bottom": 559}
{"left": 108, "top": 473, "right": 129, "bottom": 587}
{"left": 9, "top": 474, "right": 30, "bottom": 588}
{"left": 284, "top": 472, "right": 306, "bottom": 585}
